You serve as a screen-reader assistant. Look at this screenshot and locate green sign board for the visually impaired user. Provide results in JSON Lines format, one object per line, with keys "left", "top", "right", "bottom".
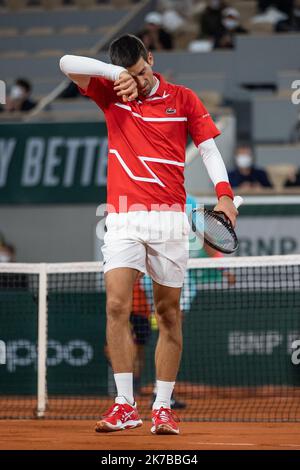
{"left": 0, "top": 122, "right": 107, "bottom": 204}
{"left": 0, "top": 286, "right": 107, "bottom": 396}
{"left": 180, "top": 290, "right": 300, "bottom": 386}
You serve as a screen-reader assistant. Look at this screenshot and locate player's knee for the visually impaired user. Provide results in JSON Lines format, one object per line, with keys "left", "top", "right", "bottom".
{"left": 106, "top": 298, "right": 131, "bottom": 321}
{"left": 155, "top": 300, "right": 180, "bottom": 328}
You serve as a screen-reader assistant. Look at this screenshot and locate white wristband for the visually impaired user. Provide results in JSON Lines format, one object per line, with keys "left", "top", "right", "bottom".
{"left": 59, "top": 54, "right": 126, "bottom": 82}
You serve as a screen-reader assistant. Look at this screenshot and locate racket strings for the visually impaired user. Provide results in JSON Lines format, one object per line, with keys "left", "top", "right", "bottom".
{"left": 190, "top": 209, "right": 238, "bottom": 253}
{"left": 204, "top": 213, "right": 234, "bottom": 248}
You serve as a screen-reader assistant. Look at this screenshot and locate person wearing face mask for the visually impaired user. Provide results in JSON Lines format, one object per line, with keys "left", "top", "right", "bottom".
{"left": 200, "top": 0, "right": 227, "bottom": 38}
{"left": 228, "top": 146, "right": 273, "bottom": 190}
{"left": 214, "top": 7, "right": 248, "bottom": 49}
{"left": 2, "top": 78, "right": 36, "bottom": 113}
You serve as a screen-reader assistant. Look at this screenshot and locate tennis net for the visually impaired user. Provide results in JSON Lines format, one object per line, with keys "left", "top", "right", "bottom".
{"left": 0, "top": 256, "right": 299, "bottom": 421}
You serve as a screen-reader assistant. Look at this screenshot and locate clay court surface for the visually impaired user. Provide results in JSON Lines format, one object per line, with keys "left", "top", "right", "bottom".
{"left": 0, "top": 421, "right": 299, "bottom": 450}
{"left": 1, "top": 390, "right": 299, "bottom": 450}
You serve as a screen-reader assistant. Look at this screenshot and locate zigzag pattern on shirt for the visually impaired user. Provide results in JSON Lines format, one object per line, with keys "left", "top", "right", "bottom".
{"left": 109, "top": 149, "right": 184, "bottom": 187}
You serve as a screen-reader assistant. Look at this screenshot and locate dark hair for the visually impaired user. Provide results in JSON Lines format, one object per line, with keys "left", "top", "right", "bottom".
{"left": 109, "top": 34, "right": 148, "bottom": 68}
{"left": 236, "top": 142, "right": 253, "bottom": 153}
{"left": 16, "top": 78, "right": 32, "bottom": 93}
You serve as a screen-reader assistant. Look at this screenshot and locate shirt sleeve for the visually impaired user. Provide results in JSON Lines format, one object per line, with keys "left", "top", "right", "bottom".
{"left": 184, "top": 88, "right": 221, "bottom": 146}
{"left": 78, "top": 76, "right": 115, "bottom": 111}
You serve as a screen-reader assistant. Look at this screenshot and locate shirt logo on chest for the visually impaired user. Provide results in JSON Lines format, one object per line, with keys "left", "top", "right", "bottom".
{"left": 166, "top": 108, "right": 176, "bottom": 114}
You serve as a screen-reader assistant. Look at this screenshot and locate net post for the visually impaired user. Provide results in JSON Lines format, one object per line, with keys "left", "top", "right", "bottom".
{"left": 37, "top": 263, "right": 47, "bottom": 418}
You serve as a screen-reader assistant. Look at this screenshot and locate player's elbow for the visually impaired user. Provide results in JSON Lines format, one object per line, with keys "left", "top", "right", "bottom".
{"left": 59, "top": 55, "right": 72, "bottom": 75}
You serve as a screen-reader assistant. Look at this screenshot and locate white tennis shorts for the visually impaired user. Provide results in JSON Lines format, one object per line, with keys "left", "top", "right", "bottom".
{"left": 101, "top": 211, "right": 190, "bottom": 288}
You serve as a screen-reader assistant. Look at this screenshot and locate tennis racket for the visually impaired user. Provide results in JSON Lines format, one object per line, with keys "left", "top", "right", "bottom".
{"left": 189, "top": 196, "right": 243, "bottom": 254}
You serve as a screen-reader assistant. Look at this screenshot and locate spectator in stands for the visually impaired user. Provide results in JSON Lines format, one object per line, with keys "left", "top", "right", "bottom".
{"left": 138, "top": 11, "right": 174, "bottom": 51}
{"left": 228, "top": 145, "right": 273, "bottom": 190}
{"left": 199, "top": 0, "right": 227, "bottom": 39}
{"left": 4, "top": 79, "right": 36, "bottom": 113}
{"left": 275, "top": 0, "right": 300, "bottom": 31}
{"left": 257, "top": 0, "right": 294, "bottom": 16}
{"left": 252, "top": 1, "right": 293, "bottom": 25}
{"left": 214, "top": 7, "right": 248, "bottom": 49}
{"left": 0, "top": 233, "right": 15, "bottom": 263}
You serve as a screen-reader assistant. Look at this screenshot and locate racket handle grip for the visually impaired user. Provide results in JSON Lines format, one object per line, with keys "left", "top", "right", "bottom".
{"left": 233, "top": 195, "right": 244, "bottom": 209}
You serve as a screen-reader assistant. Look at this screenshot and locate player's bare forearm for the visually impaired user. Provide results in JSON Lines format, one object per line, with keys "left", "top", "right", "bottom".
{"left": 214, "top": 196, "right": 238, "bottom": 228}
{"left": 114, "top": 72, "right": 138, "bottom": 102}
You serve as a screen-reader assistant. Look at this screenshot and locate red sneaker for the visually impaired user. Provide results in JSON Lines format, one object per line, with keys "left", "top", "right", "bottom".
{"left": 151, "top": 407, "right": 180, "bottom": 435}
{"left": 95, "top": 402, "right": 143, "bottom": 432}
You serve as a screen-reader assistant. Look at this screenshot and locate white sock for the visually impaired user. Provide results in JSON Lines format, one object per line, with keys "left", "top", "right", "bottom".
{"left": 152, "top": 380, "right": 175, "bottom": 410}
{"left": 114, "top": 373, "right": 134, "bottom": 405}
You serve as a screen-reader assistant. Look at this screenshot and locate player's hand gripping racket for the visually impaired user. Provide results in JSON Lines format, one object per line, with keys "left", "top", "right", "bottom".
{"left": 189, "top": 196, "right": 244, "bottom": 254}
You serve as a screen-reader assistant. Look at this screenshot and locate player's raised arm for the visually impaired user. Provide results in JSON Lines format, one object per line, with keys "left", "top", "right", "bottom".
{"left": 59, "top": 54, "right": 138, "bottom": 101}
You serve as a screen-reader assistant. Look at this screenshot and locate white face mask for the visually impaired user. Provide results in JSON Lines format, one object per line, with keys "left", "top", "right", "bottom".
{"left": 223, "top": 18, "right": 239, "bottom": 30}
{"left": 236, "top": 154, "right": 253, "bottom": 169}
{"left": 10, "top": 85, "right": 24, "bottom": 100}
{"left": 0, "top": 253, "right": 12, "bottom": 263}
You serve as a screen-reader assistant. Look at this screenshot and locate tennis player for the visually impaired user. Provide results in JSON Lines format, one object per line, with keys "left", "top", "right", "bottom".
{"left": 60, "top": 34, "right": 237, "bottom": 435}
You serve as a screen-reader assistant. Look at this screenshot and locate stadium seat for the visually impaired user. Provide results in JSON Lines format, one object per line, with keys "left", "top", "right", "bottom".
{"left": 1, "top": 32, "right": 104, "bottom": 54}
{"left": 277, "top": 70, "right": 300, "bottom": 93}
{"left": 235, "top": 1, "right": 256, "bottom": 26}
{"left": 24, "top": 26, "right": 53, "bottom": 35}
{"left": 266, "top": 164, "right": 298, "bottom": 191}
{"left": 0, "top": 27, "right": 18, "bottom": 36}
{"left": 175, "top": 73, "right": 226, "bottom": 95}
{"left": 255, "top": 144, "right": 300, "bottom": 166}
{"left": 252, "top": 94, "right": 299, "bottom": 143}
{"left": 246, "top": 22, "right": 273, "bottom": 34}
{"left": 5, "top": 0, "right": 27, "bottom": 10}
{"left": 0, "top": 8, "right": 130, "bottom": 30}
